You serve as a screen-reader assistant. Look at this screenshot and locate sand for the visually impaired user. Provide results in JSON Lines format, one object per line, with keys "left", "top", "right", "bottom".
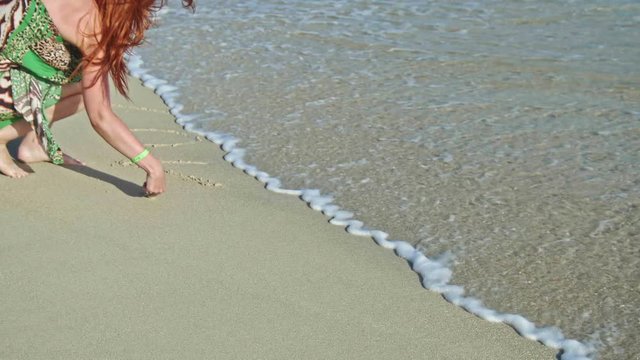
{"left": 0, "top": 79, "right": 558, "bottom": 359}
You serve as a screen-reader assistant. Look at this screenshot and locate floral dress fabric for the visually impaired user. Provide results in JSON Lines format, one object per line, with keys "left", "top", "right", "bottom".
{"left": 0, "top": 0, "right": 82, "bottom": 164}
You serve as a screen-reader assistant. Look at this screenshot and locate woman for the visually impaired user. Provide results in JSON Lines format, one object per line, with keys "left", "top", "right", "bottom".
{"left": 0, "top": 0, "right": 194, "bottom": 196}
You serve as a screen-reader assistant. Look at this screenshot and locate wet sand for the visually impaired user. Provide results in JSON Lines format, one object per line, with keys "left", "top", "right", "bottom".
{"left": 0, "top": 79, "right": 557, "bottom": 359}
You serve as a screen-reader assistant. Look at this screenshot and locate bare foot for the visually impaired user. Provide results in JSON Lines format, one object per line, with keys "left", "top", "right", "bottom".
{"left": 60, "top": 153, "right": 85, "bottom": 166}
{"left": 17, "top": 138, "right": 84, "bottom": 166}
{"left": 0, "top": 144, "right": 29, "bottom": 178}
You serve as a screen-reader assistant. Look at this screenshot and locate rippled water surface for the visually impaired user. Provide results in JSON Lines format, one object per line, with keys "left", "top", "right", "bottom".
{"left": 137, "top": 1, "right": 640, "bottom": 358}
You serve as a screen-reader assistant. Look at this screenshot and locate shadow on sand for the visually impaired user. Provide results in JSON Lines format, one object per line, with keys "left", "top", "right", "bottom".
{"left": 63, "top": 164, "right": 144, "bottom": 197}
{"left": 8, "top": 137, "right": 143, "bottom": 197}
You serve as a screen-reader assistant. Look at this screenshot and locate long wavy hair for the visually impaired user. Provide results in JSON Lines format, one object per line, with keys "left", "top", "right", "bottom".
{"left": 85, "top": 0, "right": 195, "bottom": 97}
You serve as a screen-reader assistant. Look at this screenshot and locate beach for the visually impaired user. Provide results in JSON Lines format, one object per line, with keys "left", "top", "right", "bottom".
{"left": 0, "top": 79, "right": 558, "bottom": 359}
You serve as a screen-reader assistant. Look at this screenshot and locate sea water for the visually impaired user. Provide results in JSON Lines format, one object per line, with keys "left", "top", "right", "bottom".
{"left": 135, "top": 1, "right": 640, "bottom": 358}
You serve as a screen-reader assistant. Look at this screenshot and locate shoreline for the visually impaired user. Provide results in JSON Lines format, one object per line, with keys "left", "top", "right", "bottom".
{"left": 1, "top": 77, "right": 558, "bottom": 359}
{"left": 129, "top": 53, "right": 595, "bottom": 360}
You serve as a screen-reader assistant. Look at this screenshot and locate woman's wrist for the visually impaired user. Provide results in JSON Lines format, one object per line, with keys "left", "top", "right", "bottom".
{"left": 130, "top": 148, "right": 150, "bottom": 164}
{"left": 136, "top": 153, "right": 163, "bottom": 175}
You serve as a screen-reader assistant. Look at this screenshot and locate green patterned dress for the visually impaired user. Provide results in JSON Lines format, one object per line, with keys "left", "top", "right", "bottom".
{"left": 0, "top": 0, "right": 82, "bottom": 164}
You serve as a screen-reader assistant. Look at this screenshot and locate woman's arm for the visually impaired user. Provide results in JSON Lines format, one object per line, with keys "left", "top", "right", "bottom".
{"left": 81, "top": 62, "right": 166, "bottom": 196}
{"left": 47, "top": 0, "right": 165, "bottom": 195}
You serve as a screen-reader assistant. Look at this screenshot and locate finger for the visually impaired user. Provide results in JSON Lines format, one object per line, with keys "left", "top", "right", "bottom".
{"left": 145, "top": 191, "right": 161, "bottom": 198}
{"left": 142, "top": 181, "right": 152, "bottom": 197}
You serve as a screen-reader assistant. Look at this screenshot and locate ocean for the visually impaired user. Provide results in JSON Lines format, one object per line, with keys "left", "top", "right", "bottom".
{"left": 134, "top": 1, "right": 640, "bottom": 358}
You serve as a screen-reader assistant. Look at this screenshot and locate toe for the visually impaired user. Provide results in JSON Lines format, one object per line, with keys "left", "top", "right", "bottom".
{"left": 62, "top": 154, "right": 85, "bottom": 166}
{"left": 6, "top": 165, "right": 29, "bottom": 178}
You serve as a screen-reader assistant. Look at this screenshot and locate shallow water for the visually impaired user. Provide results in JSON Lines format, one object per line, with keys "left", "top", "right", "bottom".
{"left": 137, "top": 1, "right": 640, "bottom": 358}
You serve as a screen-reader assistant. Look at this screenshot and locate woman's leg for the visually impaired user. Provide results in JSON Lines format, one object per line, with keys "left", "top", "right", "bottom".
{"left": 47, "top": 82, "right": 85, "bottom": 122}
{"left": 0, "top": 120, "right": 32, "bottom": 177}
{"left": 17, "top": 83, "right": 85, "bottom": 164}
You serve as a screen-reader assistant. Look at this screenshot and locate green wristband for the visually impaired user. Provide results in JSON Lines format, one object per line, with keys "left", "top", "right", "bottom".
{"left": 131, "top": 148, "right": 150, "bottom": 164}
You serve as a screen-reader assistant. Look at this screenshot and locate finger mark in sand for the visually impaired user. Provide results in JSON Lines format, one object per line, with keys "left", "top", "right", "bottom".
{"left": 130, "top": 128, "right": 195, "bottom": 137}
{"left": 109, "top": 160, "right": 222, "bottom": 188}
{"left": 112, "top": 104, "right": 167, "bottom": 114}
{"left": 164, "top": 169, "right": 222, "bottom": 188}
{"left": 162, "top": 160, "right": 211, "bottom": 165}
{"left": 111, "top": 159, "right": 210, "bottom": 168}
{"left": 149, "top": 141, "right": 201, "bottom": 148}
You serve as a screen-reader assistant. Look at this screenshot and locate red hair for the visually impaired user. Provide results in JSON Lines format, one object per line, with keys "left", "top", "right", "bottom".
{"left": 85, "top": 0, "right": 195, "bottom": 97}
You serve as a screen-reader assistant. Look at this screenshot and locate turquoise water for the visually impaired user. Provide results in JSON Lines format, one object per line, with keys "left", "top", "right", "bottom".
{"left": 137, "top": 1, "right": 640, "bottom": 358}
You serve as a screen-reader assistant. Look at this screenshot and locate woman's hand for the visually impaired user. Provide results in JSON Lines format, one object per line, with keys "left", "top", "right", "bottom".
{"left": 144, "top": 172, "right": 165, "bottom": 197}
{"left": 141, "top": 156, "right": 166, "bottom": 197}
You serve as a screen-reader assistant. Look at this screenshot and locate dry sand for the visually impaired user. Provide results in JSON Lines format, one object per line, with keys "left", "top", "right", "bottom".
{"left": 0, "top": 79, "right": 557, "bottom": 359}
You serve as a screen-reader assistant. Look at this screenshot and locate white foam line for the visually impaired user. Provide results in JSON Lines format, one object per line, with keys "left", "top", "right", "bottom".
{"left": 127, "top": 53, "right": 595, "bottom": 360}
